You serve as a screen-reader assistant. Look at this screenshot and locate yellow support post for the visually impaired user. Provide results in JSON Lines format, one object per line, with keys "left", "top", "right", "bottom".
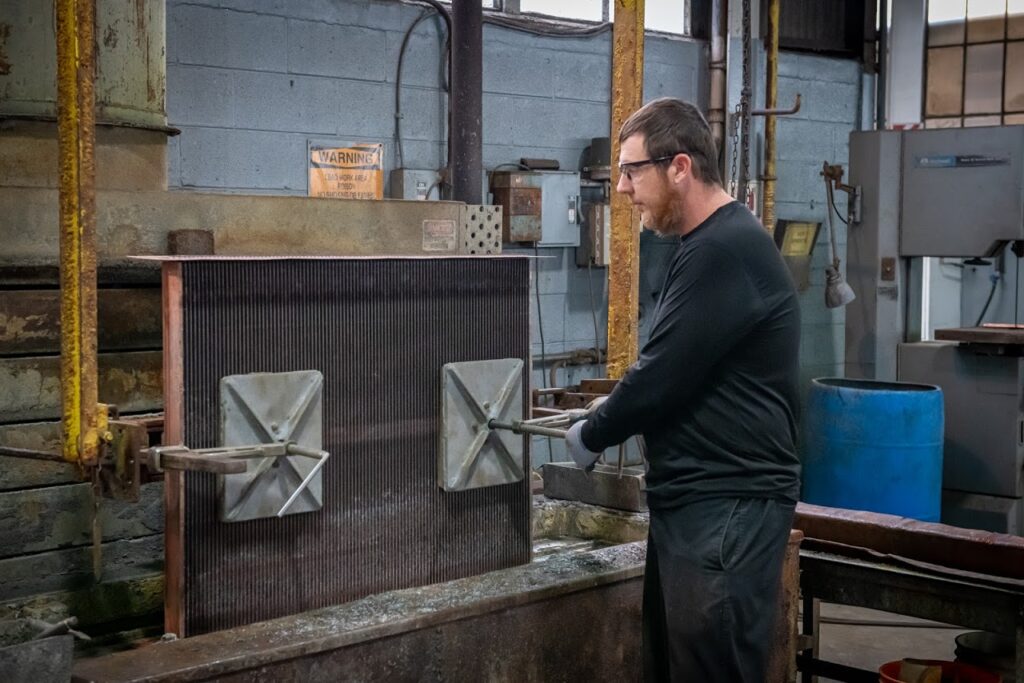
{"left": 607, "top": 0, "right": 645, "bottom": 379}
{"left": 56, "top": 0, "right": 99, "bottom": 466}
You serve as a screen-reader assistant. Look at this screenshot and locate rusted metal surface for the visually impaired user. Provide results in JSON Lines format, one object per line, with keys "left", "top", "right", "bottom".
{"left": 579, "top": 377, "right": 618, "bottom": 394}
{"left": 935, "top": 326, "right": 1024, "bottom": 345}
{"left": 0, "top": 421, "right": 80, "bottom": 490}
{"left": 57, "top": 0, "right": 83, "bottom": 463}
{"left": 161, "top": 262, "right": 185, "bottom": 638}
{"left": 97, "top": 419, "right": 147, "bottom": 501}
{"left": 0, "top": 445, "right": 66, "bottom": 463}
{"left": 0, "top": 481, "right": 162, "bottom": 560}
{"left": 0, "top": 289, "right": 161, "bottom": 356}
{"left": 0, "top": 533, "right": 163, "bottom": 602}
{"left": 0, "top": 351, "right": 162, "bottom": 423}
{"left": 0, "top": 2, "right": 166, "bottom": 128}
{"left": 490, "top": 172, "right": 542, "bottom": 242}
{"left": 795, "top": 502, "right": 1024, "bottom": 580}
{"left": 55, "top": 0, "right": 101, "bottom": 465}
{"left": 607, "top": 0, "right": 644, "bottom": 379}
{"left": 767, "top": 529, "right": 803, "bottom": 683}
{"left": 0, "top": 121, "right": 168, "bottom": 193}
{"left": 79, "top": 0, "right": 99, "bottom": 469}
{"left": 762, "top": 0, "right": 779, "bottom": 234}
{"left": 798, "top": 548, "right": 1024, "bottom": 680}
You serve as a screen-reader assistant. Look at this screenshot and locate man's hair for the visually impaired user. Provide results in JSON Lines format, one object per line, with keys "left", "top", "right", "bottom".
{"left": 618, "top": 98, "right": 722, "bottom": 187}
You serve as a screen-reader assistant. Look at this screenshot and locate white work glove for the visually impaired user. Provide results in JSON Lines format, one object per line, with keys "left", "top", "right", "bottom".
{"left": 565, "top": 421, "right": 602, "bottom": 473}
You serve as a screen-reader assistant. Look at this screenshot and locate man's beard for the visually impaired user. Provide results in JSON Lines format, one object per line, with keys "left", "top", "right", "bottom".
{"left": 641, "top": 185, "right": 684, "bottom": 237}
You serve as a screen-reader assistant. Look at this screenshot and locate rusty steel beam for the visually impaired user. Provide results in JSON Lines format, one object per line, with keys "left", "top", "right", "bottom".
{"left": 56, "top": 0, "right": 101, "bottom": 466}
{"left": 795, "top": 503, "right": 1024, "bottom": 580}
{"left": 607, "top": 0, "right": 645, "bottom": 379}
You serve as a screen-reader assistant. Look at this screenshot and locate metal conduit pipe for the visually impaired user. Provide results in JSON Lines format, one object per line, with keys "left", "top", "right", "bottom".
{"left": 708, "top": 0, "right": 728, "bottom": 169}
{"left": 761, "top": 0, "right": 780, "bottom": 233}
{"left": 450, "top": 0, "right": 483, "bottom": 204}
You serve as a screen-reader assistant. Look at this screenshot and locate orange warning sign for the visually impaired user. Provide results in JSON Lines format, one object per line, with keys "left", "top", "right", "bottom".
{"left": 308, "top": 143, "right": 384, "bottom": 199}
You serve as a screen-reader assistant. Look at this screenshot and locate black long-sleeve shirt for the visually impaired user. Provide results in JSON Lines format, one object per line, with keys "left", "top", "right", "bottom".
{"left": 581, "top": 201, "right": 801, "bottom": 510}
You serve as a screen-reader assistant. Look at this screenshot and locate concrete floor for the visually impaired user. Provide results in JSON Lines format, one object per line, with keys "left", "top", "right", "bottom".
{"left": 813, "top": 602, "right": 969, "bottom": 680}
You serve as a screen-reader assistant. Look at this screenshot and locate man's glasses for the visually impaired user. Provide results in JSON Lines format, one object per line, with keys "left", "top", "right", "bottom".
{"left": 618, "top": 153, "right": 683, "bottom": 181}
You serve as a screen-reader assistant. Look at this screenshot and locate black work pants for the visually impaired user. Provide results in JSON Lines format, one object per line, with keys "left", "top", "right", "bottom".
{"left": 642, "top": 497, "right": 795, "bottom": 683}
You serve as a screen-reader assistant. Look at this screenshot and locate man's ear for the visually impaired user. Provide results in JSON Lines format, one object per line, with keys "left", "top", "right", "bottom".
{"left": 670, "top": 153, "right": 693, "bottom": 184}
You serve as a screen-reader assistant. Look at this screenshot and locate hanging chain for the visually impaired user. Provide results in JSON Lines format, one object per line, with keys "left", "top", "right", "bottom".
{"left": 738, "top": 0, "right": 752, "bottom": 199}
{"left": 729, "top": 102, "right": 741, "bottom": 197}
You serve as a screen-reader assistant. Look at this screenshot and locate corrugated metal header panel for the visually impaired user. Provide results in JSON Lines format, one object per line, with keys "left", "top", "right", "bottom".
{"left": 165, "top": 257, "right": 531, "bottom": 636}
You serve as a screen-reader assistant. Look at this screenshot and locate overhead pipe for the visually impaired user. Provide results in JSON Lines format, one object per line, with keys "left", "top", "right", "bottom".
{"left": 56, "top": 0, "right": 101, "bottom": 466}
{"left": 607, "top": 0, "right": 645, "bottom": 379}
{"left": 450, "top": 0, "right": 483, "bottom": 204}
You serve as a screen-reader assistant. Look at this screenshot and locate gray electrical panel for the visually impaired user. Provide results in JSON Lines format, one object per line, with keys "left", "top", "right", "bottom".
{"left": 537, "top": 171, "right": 581, "bottom": 247}
{"left": 900, "top": 126, "right": 1024, "bottom": 257}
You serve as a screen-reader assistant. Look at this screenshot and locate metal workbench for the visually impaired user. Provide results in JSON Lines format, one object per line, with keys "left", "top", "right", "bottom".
{"left": 797, "top": 548, "right": 1024, "bottom": 682}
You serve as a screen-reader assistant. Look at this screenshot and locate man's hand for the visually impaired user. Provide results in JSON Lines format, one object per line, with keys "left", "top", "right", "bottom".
{"left": 565, "top": 421, "right": 602, "bottom": 473}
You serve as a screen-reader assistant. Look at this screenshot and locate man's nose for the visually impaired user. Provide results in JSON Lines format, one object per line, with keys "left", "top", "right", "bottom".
{"left": 616, "top": 172, "right": 632, "bottom": 194}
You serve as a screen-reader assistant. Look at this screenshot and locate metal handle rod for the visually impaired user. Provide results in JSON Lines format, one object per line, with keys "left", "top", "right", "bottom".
{"left": 277, "top": 444, "right": 330, "bottom": 517}
{"left": 488, "top": 419, "right": 567, "bottom": 439}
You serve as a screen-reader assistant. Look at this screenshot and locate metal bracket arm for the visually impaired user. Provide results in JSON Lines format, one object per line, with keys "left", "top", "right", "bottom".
{"left": 752, "top": 93, "right": 802, "bottom": 117}
{"left": 488, "top": 409, "right": 588, "bottom": 439}
{"left": 145, "top": 442, "right": 330, "bottom": 517}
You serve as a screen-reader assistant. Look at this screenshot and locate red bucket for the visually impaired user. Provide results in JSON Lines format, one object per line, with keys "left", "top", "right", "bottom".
{"left": 879, "top": 659, "right": 1001, "bottom": 683}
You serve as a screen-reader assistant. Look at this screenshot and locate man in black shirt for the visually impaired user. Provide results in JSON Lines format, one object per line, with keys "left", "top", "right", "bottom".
{"left": 565, "top": 98, "right": 801, "bottom": 681}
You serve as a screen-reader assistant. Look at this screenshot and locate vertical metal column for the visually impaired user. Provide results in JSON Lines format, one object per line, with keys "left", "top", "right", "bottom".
{"left": 56, "top": 0, "right": 99, "bottom": 466}
{"left": 762, "top": 0, "right": 779, "bottom": 234}
{"left": 607, "top": 0, "right": 645, "bottom": 379}
{"left": 450, "top": 0, "right": 483, "bottom": 204}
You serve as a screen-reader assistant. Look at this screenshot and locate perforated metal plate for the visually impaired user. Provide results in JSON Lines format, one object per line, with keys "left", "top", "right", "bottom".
{"left": 218, "top": 370, "right": 324, "bottom": 522}
{"left": 440, "top": 358, "right": 525, "bottom": 491}
{"left": 460, "top": 204, "right": 502, "bottom": 254}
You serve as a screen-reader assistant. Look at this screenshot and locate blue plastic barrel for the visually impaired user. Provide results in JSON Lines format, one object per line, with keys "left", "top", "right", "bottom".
{"left": 802, "top": 378, "right": 944, "bottom": 522}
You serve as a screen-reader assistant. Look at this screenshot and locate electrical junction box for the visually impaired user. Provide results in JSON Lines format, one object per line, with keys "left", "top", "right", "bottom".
{"left": 490, "top": 170, "right": 581, "bottom": 246}
{"left": 390, "top": 168, "right": 442, "bottom": 200}
{"left": 577, "top": 203, "right": 611, "bottom": 267}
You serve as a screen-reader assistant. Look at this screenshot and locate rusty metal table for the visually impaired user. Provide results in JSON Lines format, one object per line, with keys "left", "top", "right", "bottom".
{"left": 797, "top": 549, "right": 1024, "bottom": 683}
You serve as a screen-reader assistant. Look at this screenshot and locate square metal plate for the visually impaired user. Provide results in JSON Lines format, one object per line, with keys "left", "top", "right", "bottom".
{"left": 440, "top": 358, "right": 525, "bottom": 491}
{"left": 218, "top": 370, "right": 324, "bottom": 522}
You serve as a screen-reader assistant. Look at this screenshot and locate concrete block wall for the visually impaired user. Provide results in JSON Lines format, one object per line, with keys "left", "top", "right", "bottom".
{"left": 773, "top": 54, "right": 862, "bottom": 393}
{"left": 165, "top": 0, "right": 707, "bottom": 467}
{"left": 164, "top": 0, "right": 861, "bottom": 467}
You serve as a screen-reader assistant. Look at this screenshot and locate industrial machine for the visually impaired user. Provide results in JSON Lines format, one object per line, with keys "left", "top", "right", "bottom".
{"left": 846, "top": 125, "right": 1024, "bottom": 533}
